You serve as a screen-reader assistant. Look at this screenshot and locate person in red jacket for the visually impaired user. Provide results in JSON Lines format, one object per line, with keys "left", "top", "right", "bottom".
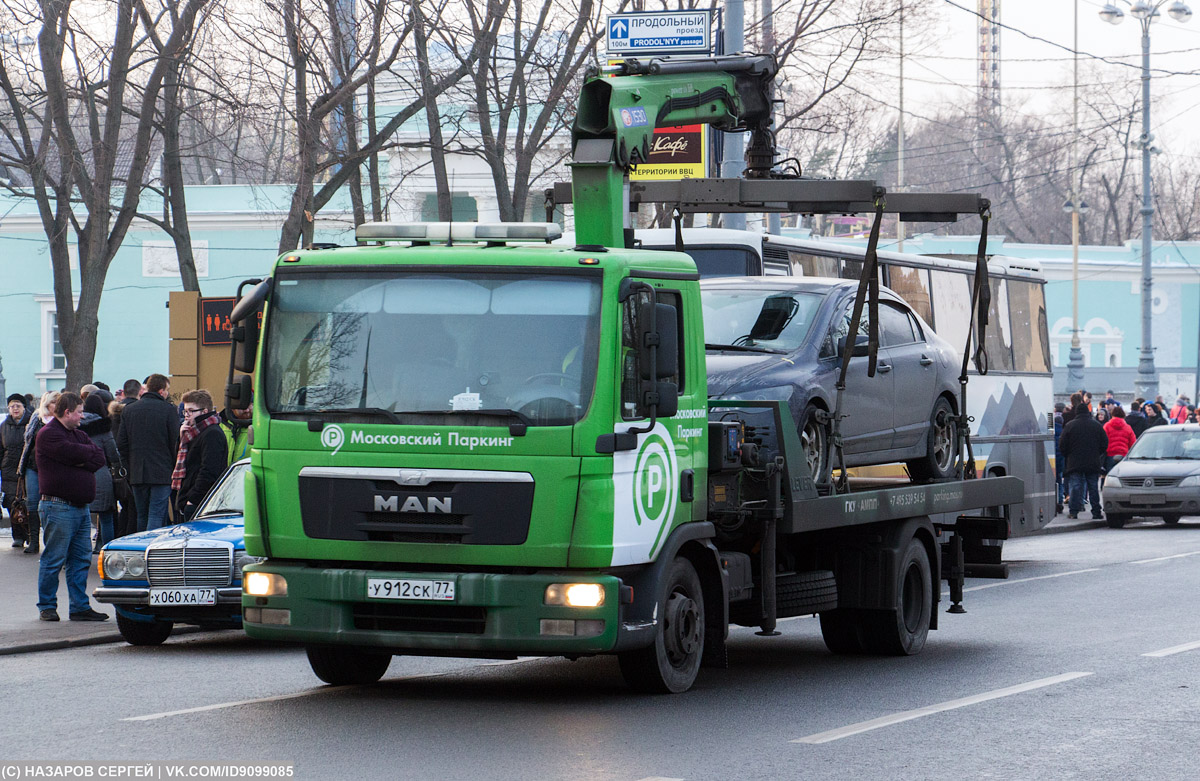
{"left": 1102, "top": 406, "right": 1136, "bottom": 488}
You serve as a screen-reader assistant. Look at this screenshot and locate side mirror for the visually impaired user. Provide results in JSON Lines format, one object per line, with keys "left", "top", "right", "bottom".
{"left": 851, "top": 334, "right": 870, "bottom": 357}
{"left": 231, "top": 279, "right": 270, "bottom": 373}
{"left": 226, "top": 374, "right": 253, "bottom": 412}
{"left": 653, "top": 382, "right": 679, "bottom": 418}
{"left": 638, "top": 302, "right": 678, "bottom": 380}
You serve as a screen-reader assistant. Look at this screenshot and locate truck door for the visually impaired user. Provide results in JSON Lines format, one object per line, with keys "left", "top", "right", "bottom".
{"left": 881, "top": 301, "right": 938, "bottom": 449}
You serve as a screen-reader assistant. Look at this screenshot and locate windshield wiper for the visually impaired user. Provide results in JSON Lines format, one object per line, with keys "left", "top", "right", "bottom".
{"left": 393, "top": 408, "right": 532, "bottom": 436}
{"left": 316, "top": 407, "right": 402, "bottom": 424}
{"left": 196, "top": 508, "right": 242, "bottom": 517}
{"left": 705, "top": 342, "right": 787, "bottom": 355}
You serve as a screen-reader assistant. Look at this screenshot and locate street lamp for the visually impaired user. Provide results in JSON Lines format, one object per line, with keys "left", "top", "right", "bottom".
{"left": 1101, "top": 0, "right": 1192, "bottom": 399}
{"left": 1063, "top": 198, "right": 1090, "bottom": 387}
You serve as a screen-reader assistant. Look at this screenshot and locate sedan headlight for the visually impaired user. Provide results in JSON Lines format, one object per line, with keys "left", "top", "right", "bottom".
{"left": 723, "top": 384, "right": 795, "bottom": 403}
{"left": 235, "top": 550, "right": 264, "bottom": 576}
{"left": 101, "top": 551, "right": 146, "bottom": 581}
{"left": 1179, "top": 475, "right": 1200, "bottom": 487}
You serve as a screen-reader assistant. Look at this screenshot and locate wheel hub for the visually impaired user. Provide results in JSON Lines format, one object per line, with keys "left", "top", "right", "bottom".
{"left": 663, "top": 590, "right": 701, "bottom": 666}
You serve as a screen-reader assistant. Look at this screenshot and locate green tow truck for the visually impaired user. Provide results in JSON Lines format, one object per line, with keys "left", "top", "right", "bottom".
{"left": 231, "top": 55, "right": 1023, "bottom": 693}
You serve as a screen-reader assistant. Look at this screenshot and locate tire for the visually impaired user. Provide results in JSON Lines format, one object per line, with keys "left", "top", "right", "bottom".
{"left": 116, "top": 613, "right": 173, "bottom": 646}
{"left": 1106, "top": 514, "right": 1128, "bottom": 529}
{"left": 1162, "top": 514, "right": 1181, "bottom": 526}
{"left": 618, "top": 557, "right": 705, "bottom": 694}
{"left": 777, "top": 570, "right": 839, "bottom": 616}
{"left": 306, "top": 645, "right": 392, "bottom": 686}
{"left": 798, "top": 405, "right": 830, "bottom": 484}
{"left": 861, "top": 537, "right": 932, "bottom": 656}
{"left": 907, "top": 397, "right": 958, "bottom": 481}
{"left": 819, "top": 609, "right": 866, "bottom": 655}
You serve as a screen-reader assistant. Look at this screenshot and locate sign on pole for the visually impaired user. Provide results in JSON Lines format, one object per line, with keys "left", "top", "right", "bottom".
{"left": 630, "top": 125, "right": 708, "bottom": 181}
{"left": 606, "top": 11, "right": 714, "bottom": 55}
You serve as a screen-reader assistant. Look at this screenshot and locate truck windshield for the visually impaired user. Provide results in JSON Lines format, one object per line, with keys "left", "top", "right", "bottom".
{"left": 702, "top": 288, "right": 823, "bottom": 352}
{"left": 263, "top": 271, "right": 602, "bottom": 426}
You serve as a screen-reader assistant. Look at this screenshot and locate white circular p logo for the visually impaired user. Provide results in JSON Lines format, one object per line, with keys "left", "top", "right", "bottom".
{"left": 321, "top": 424, "right": 345, "bottom": 456}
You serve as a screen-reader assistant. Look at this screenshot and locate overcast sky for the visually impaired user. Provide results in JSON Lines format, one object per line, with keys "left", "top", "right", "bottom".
{"left": 905, "top": 0, "right": 1200, "bottom": 153}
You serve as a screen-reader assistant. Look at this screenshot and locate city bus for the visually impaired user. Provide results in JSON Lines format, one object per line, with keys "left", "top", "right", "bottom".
{"left": 630, "top": 228, "right": 1056, "bottom": 539}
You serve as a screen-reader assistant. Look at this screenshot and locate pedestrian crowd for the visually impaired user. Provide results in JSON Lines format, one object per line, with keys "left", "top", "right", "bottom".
{"left": 1053, "top": 389, "right": 1198, "bottom": 521}
{"left": 0, "top": 376, "right": 249, "bottom": 622}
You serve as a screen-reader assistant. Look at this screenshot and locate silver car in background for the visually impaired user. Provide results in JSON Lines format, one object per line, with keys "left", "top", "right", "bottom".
{"left": 1102, "top": 425, "right": 1200, "bottom": 527}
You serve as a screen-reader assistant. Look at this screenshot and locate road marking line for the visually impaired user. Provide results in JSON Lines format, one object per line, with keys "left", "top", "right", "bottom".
{"left": 123, "top": 658, "right": 536, "bottom": 722}
{"left": 1130, "top": 550, "right": 1200, "bottom": 565}
{"left": 791, "top": 672, "right": 1093, "bottom": 744}
{"left": 1142, "top": 640, "right": 1200, "bottom": 658}
{"left": 635, "top": 777, "right": 685, "bottom": 781}
{"left": 960, "top": 568, "right": 1099, "bottom": 593}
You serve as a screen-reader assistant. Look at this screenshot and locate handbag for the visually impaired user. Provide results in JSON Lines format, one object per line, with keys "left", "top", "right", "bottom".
{"left": 10, "top": 473, "right": 29, "bottom": 531}
{"left": 110, "top": 464, "right": 133, "bottom": 504}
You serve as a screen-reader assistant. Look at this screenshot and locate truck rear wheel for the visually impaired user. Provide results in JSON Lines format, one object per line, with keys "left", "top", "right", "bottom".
{"left": 819, "top": 609, "right": 865, "bottom": 654}
{"left": 306, "top": 645, "right": 392, "bottom": 686}
{"left": 116, "top": 613, "right": 173, "bottom": 646}
{"left": 618, "top": 557, "right": 705, "bottom": 694}
{"left": 861, "top": 537, "right": 932, "bottom": 655}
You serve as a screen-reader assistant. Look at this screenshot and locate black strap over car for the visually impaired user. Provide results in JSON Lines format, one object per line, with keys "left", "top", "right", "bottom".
{"left": 955, "top": 207, "right": 992, "bottom": 480}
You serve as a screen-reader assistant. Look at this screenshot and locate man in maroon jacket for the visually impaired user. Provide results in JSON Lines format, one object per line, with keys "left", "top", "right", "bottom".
{"left": 35, "top": 392, "right": 109, "bottom": 622}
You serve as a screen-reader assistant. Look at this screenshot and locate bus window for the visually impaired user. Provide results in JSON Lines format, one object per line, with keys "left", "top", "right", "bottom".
{"left": 929, "top": 269, "right": 973, "bottom": 363}
{"left": 984, "top": 278, "right": 1014, "bottom": 372}
{"left": 1008, "top": 280, "right": 1052, "bottom": 373}
{"left": 883, "top": 264, "right": 933, "bottom": 325}
{"left": 655, "top": 247, "right": 757, "bottom": 277}
{"left": 789, "top": 252, "right": 839, "bottom": 278}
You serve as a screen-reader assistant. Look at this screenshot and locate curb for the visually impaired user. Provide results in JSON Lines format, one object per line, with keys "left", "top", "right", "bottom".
{"left": 1038, "top": 519, "right": 1107, "bottom": 535}
{"left": 0, "top": 625, "right": 205, "bottom": 657}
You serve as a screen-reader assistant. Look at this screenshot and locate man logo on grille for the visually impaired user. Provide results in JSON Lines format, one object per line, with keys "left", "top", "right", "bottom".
{"left": 321, "top": 424, "right": 345, "bottom": 456}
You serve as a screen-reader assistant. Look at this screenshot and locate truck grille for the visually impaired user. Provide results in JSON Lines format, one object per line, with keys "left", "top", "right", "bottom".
{"left": 1120, "top": 477, "right": 1181, "bottom": 488}
{"left": 147, "top": 548, "right": 233, "bottom": 587}
{"left": 352, "top": 603, "right": 487, "bottom": 634}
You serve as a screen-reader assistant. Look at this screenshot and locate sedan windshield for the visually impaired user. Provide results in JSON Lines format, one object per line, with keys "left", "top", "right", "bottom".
{"left": 1127, "top": 429, "right": 1200, "bottom": 460}
{"left": 195, "top": 462, "right": 249, "bottom": 518}
{"left": 702, "top": 288, "right": 823, "bottom": 352}
{"left": 263, "top": 271, "right": 601, "bottom": 426}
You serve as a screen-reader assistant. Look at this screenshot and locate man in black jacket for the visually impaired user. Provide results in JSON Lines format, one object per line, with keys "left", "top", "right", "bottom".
{"left": 1060, "top": 403, "right": 1108, "bottom": 520}
{"left": 116, "top": 374, "right": 179, "bottom": 531}
{"left": 174, "top": 390, "right": 228, "bottom": 522}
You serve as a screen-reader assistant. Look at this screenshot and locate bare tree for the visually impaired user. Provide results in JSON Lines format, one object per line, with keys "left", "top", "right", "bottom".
{"left": 0, "top": 0, "right": 208, "bottom": 389}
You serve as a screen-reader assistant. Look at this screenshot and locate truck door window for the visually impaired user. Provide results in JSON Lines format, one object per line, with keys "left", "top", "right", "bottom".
{"left": 621, "top": 288, "right": 684, "bottom": 420}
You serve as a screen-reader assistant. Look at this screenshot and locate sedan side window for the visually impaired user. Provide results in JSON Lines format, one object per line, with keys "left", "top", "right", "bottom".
{"left": 879, "top": 302, "right": 917, "bottom": 347}
{"left": 822, "top": 302, "right": 868, "bottom": 358}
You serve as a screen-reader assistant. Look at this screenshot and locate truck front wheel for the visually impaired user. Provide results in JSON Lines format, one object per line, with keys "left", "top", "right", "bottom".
{"left": 862, "top": 537, "right": 932, "bottom": 655}
{"left": 618, "top": 557, "right": 705, "bottom": 694}
{"left": 306, "top": 645, "right": 392, "bottom": 686}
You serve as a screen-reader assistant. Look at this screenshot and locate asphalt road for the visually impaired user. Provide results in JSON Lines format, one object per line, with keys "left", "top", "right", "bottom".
{"left": 2, "top": 522, "right": 1199, "bottom": 780}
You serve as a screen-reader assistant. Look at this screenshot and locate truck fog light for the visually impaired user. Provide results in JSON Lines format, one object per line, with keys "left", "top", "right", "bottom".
{"left": 544, "top": 583, "right": 604, "bottom": 607}
{"left": 244, "top": 572, "right": 287, "bottom": 597}
{"left": 539, "top": 619, "right": 605, "bottom": 637}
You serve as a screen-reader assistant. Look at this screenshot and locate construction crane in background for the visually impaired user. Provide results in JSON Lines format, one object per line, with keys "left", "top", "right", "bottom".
{"left": 978, "top": 0, "right": 1001, "bottom": 114}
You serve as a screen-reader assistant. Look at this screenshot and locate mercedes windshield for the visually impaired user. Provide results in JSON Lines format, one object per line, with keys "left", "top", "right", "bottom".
{"left": 263, "top": 270, "right": 602, "bottom": 427}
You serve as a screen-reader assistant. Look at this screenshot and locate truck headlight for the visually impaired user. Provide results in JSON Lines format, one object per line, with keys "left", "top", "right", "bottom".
{"left": 244, "top": 571, "right": 287, "bottom": 597}
{"left": 101, "top": 551, "right": 146, "bottom": 581}
{"left": 1179, "top": 475, "right": 1200, "bottom": 487}
{"left": 545, "top": 583, "right": 605, "bottom": 608}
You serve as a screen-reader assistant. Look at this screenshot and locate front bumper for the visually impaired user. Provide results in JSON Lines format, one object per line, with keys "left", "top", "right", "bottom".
{"left": 94, "top": 586, "right": 244, "bottom": 604}
{"left": 95, "top": 585, "right": 244, "bottom": 627}
{"left": 1102, "top": 485, "right": 1200, "bottom": 516}
{"left": 240, "top": 563, "right": 626, "bottom": 656}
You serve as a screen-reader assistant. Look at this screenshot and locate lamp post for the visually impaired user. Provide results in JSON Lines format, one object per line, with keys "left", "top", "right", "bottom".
{"left": 1100, "top": 1, "right": 1193, "bottom": 399}
{"left": 1064, "top": 0, "right": 1088, "bottom": 391}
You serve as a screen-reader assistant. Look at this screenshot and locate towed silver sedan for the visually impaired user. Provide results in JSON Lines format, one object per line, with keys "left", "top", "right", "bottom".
{"left": 1102, "top": 424, "right": 1200, "bottom": 527}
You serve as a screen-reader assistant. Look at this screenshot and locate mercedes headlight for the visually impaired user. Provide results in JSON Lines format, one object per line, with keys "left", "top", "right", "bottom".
{"left": 101, "top": 551, "right": 146, "bottom": 581}
{"left": 235, "top": 550, "right": 264, "bottom": 575}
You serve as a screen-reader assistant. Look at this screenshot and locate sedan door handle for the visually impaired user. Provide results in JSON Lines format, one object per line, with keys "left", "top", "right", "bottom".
{"left": 919, "top": 355, "right": 934, "bottom": 366}
{"left": 877, "top": 363, "right": 892, "bottom": 373}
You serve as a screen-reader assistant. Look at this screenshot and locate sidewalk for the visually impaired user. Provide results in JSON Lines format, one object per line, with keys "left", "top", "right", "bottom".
{"left": 0, "top": 508, "right": 1104, "bottom": 656}
{"left": 0, "top": 525, "right": 122, "bottom": 655}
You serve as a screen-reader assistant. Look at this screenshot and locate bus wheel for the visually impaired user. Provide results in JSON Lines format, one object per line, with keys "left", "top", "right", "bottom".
{"left": 306, "top": 645, "right": 391, "bottom": 686}
{"left": 618, "top": 557, "right": 705, "bottom": 694}
{"left": 862, "top": 538, "right": 932, "bottom": 656}
{"left": 907, "top": 398, "right": 957, "bottom": 481}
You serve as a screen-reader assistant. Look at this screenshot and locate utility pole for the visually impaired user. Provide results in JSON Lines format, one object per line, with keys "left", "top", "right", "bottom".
{"left": 763, "top": 0, "right": 780, "bottom": 235}
{"left": 1066, "top": 0, "right": 1087, "bottom": 390}
{"left": 897, "top": 1, "right": 905, "bottom": 251}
